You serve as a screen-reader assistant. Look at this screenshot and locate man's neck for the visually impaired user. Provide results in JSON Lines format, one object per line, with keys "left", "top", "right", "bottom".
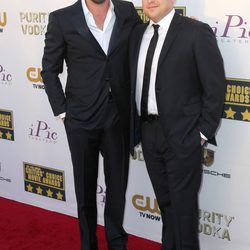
{"left": 85, "top": 0, "right": 110, "bottom": 30}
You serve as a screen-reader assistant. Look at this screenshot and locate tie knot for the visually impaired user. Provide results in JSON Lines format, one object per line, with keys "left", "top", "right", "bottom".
{"left": 152, "top": 24, "right": 160, "bottom": 32}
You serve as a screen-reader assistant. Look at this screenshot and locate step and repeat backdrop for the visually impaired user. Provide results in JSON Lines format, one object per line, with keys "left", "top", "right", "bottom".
{"left": 0, "top": 0, "right": 249, "bottom": 249}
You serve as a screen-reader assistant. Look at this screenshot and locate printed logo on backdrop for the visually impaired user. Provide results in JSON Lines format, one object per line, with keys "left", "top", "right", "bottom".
{"left": 23, "top": 162, "right": 66, "bottom": 201}
{"left": 97, "top": 184, "right": 106, "bottom": 207}
{"left": 0, "top": 64, "right": 13, "bottom": 86}
{"left": 27, "top": 67, "right": 44, "bottom": 90}
{"left": 132, "top": 194, "right": 161, "bottom": 222}
{"left": 0, "top": 12, "right": 7, "bottom": 33}
{"left": 136, "top": 6, "right": 186, "bottom": 22}
{"left": 0, "top": 109, "right": 14, "bottom": 141}
{"left": 211, "top": 15, "right": 249, "bottom": 44}
{"left": 0, "top": 162, "right": 12, "bottom": 183}
{"left": 202, "top": 148, "right": 231, "bottom": 179}
{"left": 28, "top": 120, "right": 58, "bottom": 143}
{"left": 223, "top": 78, "right": 250, "bottom": 122}
{"left": 199, "top": 209, "right": 235, "bottom": 241}
{"left": 20, "top": 12, "right": 48, "bottom": 36}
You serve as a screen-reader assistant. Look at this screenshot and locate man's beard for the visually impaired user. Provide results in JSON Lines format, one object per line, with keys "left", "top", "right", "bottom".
{"left": 91, "top": 0, "right": 106, "bottom": 4}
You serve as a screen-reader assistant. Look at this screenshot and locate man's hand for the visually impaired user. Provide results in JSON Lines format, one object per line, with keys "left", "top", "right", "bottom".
{"left": 201, "top": 138, "right": 206, "bottom": 146}
{"left": 58, "top": 112, "right": 66, "bottom": 122}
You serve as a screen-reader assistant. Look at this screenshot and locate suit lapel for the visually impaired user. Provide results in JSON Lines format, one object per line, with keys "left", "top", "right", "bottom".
{"left": 107, "top": 0, "right": 126, "bottom": 55}
{"left": 70, "top": 0, "right": 106, "bottom": 56}
{"left": 158, "top": 13, "right": 183, "bottom": 66}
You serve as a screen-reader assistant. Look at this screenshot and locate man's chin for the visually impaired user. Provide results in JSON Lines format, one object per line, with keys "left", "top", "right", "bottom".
{"left": 91, "top": 0, "right": 106, "bottom": 4}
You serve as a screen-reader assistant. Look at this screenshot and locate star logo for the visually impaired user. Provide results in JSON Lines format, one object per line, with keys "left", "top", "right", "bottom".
{"left": 36, "top": 186, "right": 43, "bottom": 195}
{"left": 26, "top": 183, "right": 33, "bottom": 192}
{"left": 0, "top": 131, "right": 3, "bottom": 138}
{"left": 5, "top": 131, "right": 12, "bottom": 140}
{"left": 224, "top": 107, "right": 236, "bottom": 119}
{"left": 241, "top": 109, "right": 250, "bottom": 121}
{"left": 56, "top": 192, "right": 63, "bottom": 200}
{"left": 46, "top": 189, "right": 53, "bottom": 198}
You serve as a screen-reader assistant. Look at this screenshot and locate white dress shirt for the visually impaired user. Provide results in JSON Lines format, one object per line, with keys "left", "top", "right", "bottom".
{"left": 81, "top": 0, "right": 116, "bottom": 55}
{"left": 136, "top": 9, "right": 175, "bottom": 116}
{"left": 59, "top": 0, "right": 116, "bottom": 119}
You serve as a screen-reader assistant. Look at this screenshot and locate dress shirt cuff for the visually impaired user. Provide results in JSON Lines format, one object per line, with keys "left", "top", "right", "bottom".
{"left": 58, "top": 112, "right": 66, "bottom": 119}
{"left": 200, "top": 132, "right": 208, "bottom": 140}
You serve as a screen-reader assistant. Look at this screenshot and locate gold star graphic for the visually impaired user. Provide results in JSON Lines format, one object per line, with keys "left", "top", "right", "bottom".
{"left": 241, "top": 109, "right": 250, "bottom": 121}
{"left": 224, "top": 107, "right": 236, "bottom": 119}
{"left": 56, "top": 192, "right": 63, "bottom": 200}
{"left": 26, "top": 183, "right": 33, "bottom": 192}
{"left": 46, "top": 189, "right": 53, "bottom": 198}
{"left": 0, "top": 131, "right": 3, "bottom": 138}
{"left": 5, "top": 131, "right": 12, "bottom": 140}
{"left": 36, "top": 186, "right": 43, "bottom": 195}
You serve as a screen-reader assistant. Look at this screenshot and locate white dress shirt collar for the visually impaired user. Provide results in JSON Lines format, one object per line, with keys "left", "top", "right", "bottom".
{"left": 81, "top": 0, "right": 115, "bottom": 32}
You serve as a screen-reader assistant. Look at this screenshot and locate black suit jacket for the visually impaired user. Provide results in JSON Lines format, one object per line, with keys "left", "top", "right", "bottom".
{"left": 41, "top": 0, "right": 140, "bottom": 129}
{"left": 130, "top": 13, "right": 226, "bottom": 157}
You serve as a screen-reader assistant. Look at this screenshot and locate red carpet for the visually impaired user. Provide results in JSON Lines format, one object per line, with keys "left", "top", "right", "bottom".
{"left": 0, "top": 197, "right": 160, "bottom": 250}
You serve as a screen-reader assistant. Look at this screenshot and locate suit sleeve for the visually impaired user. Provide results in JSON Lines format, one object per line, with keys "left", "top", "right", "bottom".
{"left": 128, "top": 1, "right": 143, "bottom": 26}
{"left": 194, "top": 23, "right": 226, "bottom": 140}
{"left": 41, "top": 12, "right": 66, "bottom": 116}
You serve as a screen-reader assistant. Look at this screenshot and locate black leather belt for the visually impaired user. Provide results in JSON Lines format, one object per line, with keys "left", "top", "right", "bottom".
{"left": 141, "top": 114, "right": 159, "bottom": 122}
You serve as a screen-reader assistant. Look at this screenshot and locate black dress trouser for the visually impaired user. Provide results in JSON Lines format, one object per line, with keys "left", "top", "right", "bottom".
{"left": 141, "top": 119, "right": 202, "bottom": 250}
{"left": 64, "top": 101, "right": 129, "bottom": 250}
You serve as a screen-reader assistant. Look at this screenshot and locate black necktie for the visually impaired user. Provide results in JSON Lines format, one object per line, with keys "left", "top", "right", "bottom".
{"left": 141, "top": 24, "right": 160, "bottom": 118}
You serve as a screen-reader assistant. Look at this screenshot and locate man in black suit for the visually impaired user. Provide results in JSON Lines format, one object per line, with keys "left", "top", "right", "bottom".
{"left": 41, "top": 0, "right": 140, "bottom": 249}
{"left": 129, "top": 0, "right": 226, "bottom": 249}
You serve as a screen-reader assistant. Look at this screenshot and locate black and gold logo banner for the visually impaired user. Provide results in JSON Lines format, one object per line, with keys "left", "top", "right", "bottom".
{"left": 0, "top": 12, "right": 7, "bottom": 33}
{"left": 174, "top": 7, "right": 186, "bottom": 16}
{"left": 223, "top": 78, "right": 250, "bottom": 122}
{"left": 23, "top": 162, "right": 66, "bottom": 201}
{"left": 136, "top": 6, "right": 186, "bottom": 23}
{"left": 0, "top": 109, "right": 14, "bottom": 141}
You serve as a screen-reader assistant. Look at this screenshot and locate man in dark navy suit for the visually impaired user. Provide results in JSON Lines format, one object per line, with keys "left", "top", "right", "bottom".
{"left": 42, "top": 0, "right": 140, "bottom": 249}
{"left": 129, "top": 0, "right": 226, "bottom": 249}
